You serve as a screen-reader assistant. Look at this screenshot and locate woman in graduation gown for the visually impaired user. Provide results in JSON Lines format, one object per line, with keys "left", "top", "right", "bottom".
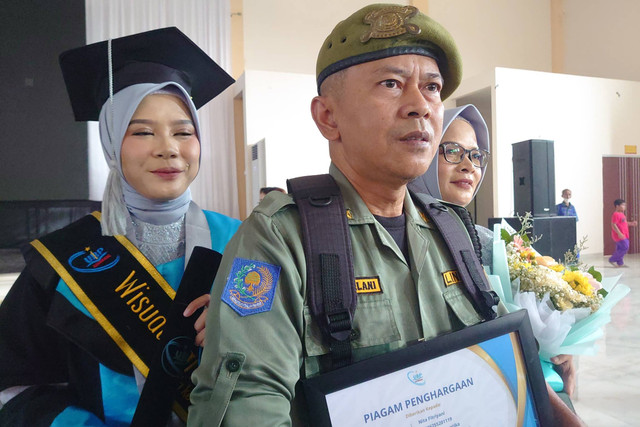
{"left": 0, "top": 28, "right": 240, "bottom": 426}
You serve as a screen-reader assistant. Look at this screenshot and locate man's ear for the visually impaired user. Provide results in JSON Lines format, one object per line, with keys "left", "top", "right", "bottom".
{"left": 310, "top": 95, "right": 340, "bottom": 142}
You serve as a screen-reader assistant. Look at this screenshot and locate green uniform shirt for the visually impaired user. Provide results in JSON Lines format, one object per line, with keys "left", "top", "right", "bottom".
{"left": 189, "top": 164, "right": 486, "bottom": 426}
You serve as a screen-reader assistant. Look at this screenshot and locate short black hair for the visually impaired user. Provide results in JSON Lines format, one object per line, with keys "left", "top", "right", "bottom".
{"left": 614, "top": 199, "right": 626, "bottom": 206}
{"left": 260, "top": 187, "right": 286, "bottom": 195}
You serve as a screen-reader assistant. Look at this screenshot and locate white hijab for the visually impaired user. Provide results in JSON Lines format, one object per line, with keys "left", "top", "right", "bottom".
{"left": 409, "top": 104, "right": 490, "bottom": 201}
{"left": 98, "top": 82, "right": 201, "bottom": 236}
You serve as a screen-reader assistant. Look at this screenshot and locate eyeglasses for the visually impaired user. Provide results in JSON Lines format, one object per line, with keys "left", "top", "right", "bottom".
{"left": 439, "top": 142, "right": 490, "bottom": 168}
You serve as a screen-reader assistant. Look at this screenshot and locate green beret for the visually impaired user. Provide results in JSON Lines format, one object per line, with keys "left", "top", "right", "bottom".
{"left": 316, "top": 3, "right": 462, "bottom": 100}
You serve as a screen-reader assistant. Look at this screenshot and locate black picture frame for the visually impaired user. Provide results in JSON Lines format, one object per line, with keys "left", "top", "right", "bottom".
{"left": 303, "top": 309, "right": 553, "bottom": 426}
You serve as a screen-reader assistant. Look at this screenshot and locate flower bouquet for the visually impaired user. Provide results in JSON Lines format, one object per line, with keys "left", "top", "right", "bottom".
{"left": 487, "top": 214, "right": 630, "bottom": 391}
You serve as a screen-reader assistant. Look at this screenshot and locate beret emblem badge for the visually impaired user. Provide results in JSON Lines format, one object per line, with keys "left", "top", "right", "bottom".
{"left": 360, "top": 5, "right": 421, "bottom": 43}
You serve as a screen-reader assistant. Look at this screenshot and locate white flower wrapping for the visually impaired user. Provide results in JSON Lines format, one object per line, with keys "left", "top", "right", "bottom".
{"left": 487, "top": 223, "right": 630, "bottom": 366}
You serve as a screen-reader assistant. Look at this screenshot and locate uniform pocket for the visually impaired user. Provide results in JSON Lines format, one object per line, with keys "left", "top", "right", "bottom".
{"left": 303, "top": 299, "right": 401, "bottom": 358}
{"left": 442, "top": 284, "right": 484, "bottom": 326}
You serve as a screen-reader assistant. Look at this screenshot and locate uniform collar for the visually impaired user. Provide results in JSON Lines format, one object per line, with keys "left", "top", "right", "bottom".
{"left": 329, "top": 163, "right": 431, "bottom": 229}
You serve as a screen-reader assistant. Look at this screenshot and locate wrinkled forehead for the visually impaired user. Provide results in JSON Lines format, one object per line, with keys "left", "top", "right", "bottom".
{"left": 341, "top": 53, "right": 441, "bottom": 79}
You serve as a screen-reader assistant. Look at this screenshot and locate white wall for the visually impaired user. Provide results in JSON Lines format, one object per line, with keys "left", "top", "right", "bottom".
{"left": 563, "top": 0, "right": 640, "bottom": 82}
{"left": 429, "top": 0, "right": 640, "bottom": 97}
{"left": 489, "top": 67, "right": 640, "bottom": 254}
{"left": 243, "top": 0, "right": 640, "bottom": 87}
{"left": 243, "top": 70, "right": 330, "bottom": 190}
{"left": 243, "top": 0, "right": 409, "bottom": 75}
{"left": 429, "top": 0, "right": 552, "bottom": 86}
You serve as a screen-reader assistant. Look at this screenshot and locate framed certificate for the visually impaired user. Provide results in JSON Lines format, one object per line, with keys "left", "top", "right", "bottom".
{"left": 303, "top": 309, "right": 553, "bottom": 427}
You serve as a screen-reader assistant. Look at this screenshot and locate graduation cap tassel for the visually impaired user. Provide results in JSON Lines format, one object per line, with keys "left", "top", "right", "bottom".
{"left": 100, "top": 38, "right": 129, "bottom": 237}
{"left": 107, "top": 38, "right": 114, "bottom": 135}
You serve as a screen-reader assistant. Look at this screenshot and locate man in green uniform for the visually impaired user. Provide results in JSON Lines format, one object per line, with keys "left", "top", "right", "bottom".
{"left": 189, "top": 4, "right": 584, "bottom": 426}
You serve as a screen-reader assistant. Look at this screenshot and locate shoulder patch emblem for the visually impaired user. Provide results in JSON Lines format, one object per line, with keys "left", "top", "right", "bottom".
{"left": 222, "top": 258, "right": 280, "bottom": 317}
{"left": 355, "top": 276, "right": 382, "bottom": 294}
{"left": 442, "top": 270, "right": 462, "bottom": 287}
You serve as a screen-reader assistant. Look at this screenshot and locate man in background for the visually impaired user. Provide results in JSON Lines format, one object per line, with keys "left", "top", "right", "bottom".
{"left": 557, "top": 188, "right": 578, "bottom": 220}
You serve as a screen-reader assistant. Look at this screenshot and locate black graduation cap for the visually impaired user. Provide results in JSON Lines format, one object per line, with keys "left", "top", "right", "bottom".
{"left": 59, "top": 27, "right": 234, "bottom": 121}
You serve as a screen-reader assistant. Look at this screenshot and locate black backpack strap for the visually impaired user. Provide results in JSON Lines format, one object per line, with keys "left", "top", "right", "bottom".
{"left": 411, "top": 192, "right": 499, "bottom": 321}
{"left": 287, "top": 174, "right": 356, "bottom": 370}
{"left": 449, "top": 205, "right": 483, "bottom": 261}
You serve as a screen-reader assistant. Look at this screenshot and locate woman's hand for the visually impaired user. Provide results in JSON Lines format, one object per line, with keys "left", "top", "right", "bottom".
{"left": 183, "top": 294, "right": 210, "bottom": 347}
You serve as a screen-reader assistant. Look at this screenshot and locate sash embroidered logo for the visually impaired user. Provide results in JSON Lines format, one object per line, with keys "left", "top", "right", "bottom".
{"left": 115, "top": 270, "right": 168, "bottom": 339}
{"left": 68, "top": 246, "right": 120, "bottom": 273}
{"left": 161, "top": 336, "right": 198, "bottom": 378}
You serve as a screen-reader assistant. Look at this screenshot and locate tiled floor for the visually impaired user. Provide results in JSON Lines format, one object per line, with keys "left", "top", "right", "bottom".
{"left": 0, "top": 252, "right": 637, "bottom": 425}
{"left": 572, "top": 252, "right": 640, "bottom": 426}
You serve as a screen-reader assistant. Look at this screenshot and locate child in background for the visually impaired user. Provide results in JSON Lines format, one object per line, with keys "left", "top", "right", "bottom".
{"left": 609, "top": 199, "right": 637, "bottom": 267}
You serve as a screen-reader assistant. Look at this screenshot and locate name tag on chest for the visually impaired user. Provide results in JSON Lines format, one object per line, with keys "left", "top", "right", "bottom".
{"left": 355, "top": 276, "right": 383, "bottom": 294}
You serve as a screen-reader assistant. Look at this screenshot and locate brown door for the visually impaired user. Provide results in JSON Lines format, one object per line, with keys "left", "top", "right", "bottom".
{"left": 602, "top": 156, "right": 640, "bottom": 255}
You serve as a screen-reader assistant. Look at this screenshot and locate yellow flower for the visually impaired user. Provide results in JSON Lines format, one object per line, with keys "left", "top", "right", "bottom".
{"left": 562, "top": 270, "right": 593, "bottom": 296}
{"left": 505, "top": 236, "right": 602, "bottom": 312}
{"left": 512, "top": 260, "right": 532, "bottom": 270}
{"left": 521, "top": 249, "right": 536, "bottom": 261}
